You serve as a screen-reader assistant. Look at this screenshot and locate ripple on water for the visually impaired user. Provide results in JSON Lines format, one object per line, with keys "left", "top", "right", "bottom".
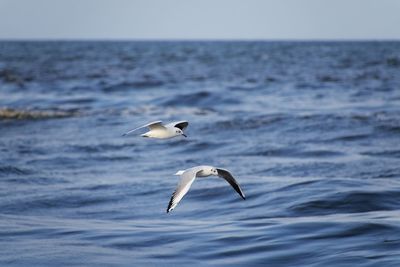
{"left": 0, "top": 108, "right": 81, "bottom": 120}
{"left": 246, "top": 147, "right": 345, "bottom": 158}
{"left": 0, "top": 165, "right": 33, "bottom": 176}
{"left": 290, "top": 190, "right": 400, "bottom": 216}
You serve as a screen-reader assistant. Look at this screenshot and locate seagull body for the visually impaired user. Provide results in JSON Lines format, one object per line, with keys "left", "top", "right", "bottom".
{"left": 167, "top": 166, "right": 245, "bottom": 213}
{"left": 122, "top": 120, "right": 188, "bottom": 139}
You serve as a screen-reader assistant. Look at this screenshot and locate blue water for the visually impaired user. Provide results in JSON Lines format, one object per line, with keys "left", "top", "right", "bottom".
{"left": 1, "top": 41, "right": 400, "bottom": 266}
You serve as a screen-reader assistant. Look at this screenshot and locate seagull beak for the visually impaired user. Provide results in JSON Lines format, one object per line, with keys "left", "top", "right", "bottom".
{"left": 182, "top": 133, "right": 187, "bottom": 138}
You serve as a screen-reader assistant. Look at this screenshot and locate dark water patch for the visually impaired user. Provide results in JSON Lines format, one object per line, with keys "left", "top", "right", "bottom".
{"left": 317, "top": 74, "right": 341, "bottom": 83}
{"left": 0, "top": 165, "right": 33, "bottom": 176}
{"left": 55, "top": 97, "right": 96, "bottom": 105}
{"left": 102, "top": 80, "right": 164, "bottom": 91}
{"left": 290, "top": 190, "right": 400, "bottom": 216}
{"left": 51, "top": 229, "right": 88, "bottom": 237}
{"left": 160, "top": 91, "right": 212, "bottom": 106}
{"left": 104, "top": 231, "right": 189, "bottom": 251}
{"left": 276, "top": 180, "right": 321, "bottom": 192}
{"left": 258, "top": 162, "right": 348, "bottom": 178}
{"left": 350, "top": 114, "right": 371, "bottom": 121}
{"left": 386, "top": 57, "right": 400, "bottom": 67}
{"left": 2, "top": 176, "right": 68, "bottom": 186}
{"left": 294, "top": 149, "right": 345, "bottom": 158}
{"left": 361, "top": 150, "right": 400, "bottom": 159}
{"left": 1, "top": 193, "right": 121, "bottom": 213}
{"left": 136, "top": 187, "right": 168, "bottom": 197}
{"left": 65, "top": 182, "right": 168, "bottom": 201}
{"left": 384, "top": 238, "right": 400, "bottom": 244}
{"left": 330, "top": 133, "right": 371, "bottom": 142}
{"left": 211, "top": 114, "right": 285, "bottom": 131}
{"left": 67, "top": 143, "right": 129, "bottom": 153}
{"left": 91, "top": 155, "right": 132, "bottom": 162}
{"left": 247, "top": 147, "right": 345, "bottom": 158}
{"left": 356, "top": 168, "right": 397, "bottom": 180}
{"left": 26, "top": 156, "right": 88, "bottom": 169}
{"left": 0, "top": 227, "right": 59, "bottom": 239}
{"left": 0, "top": 68, "right": 32, "bottom": 86}
{"left": 175, "top": 140, "right": 227, "bottom": 153}
{"left": 295, "top": 113, "right": 378, "bottom": 129}
{"left": 376, "top": 124, "right": 400, "bottom": 134}
{"left": 160, "top": 90, "right": 241, "bottom": 108}
{"left": 69, "top": 184, "right": 115, "bottom": 192}
{"left": 368, "top": 167, "right": 400, "bottom": 179}
{"left": 305, "top": 222, "right": 398, "bottom": 240}
{"left": 227, "top": 84, "right": 262, "bottom": 91}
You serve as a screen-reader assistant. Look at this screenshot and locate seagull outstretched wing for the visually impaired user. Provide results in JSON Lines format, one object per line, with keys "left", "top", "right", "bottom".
{"left": 122, "top": 121, "right": 164, "bottom": 136}
{"left": 166, "top": 121, "right": 189, "bottom": 131}
{"left": 216, "top": 168, "right": 246, "bottom": 200}
{"left": 167, "top": 168, "right": 201, "bottom": 213}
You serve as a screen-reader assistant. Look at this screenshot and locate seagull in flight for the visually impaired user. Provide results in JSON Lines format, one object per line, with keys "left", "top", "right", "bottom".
{"left": 167, "top": 166, "right": 245, "bottom": 213}
{"left": 122, "top": 120, "right": 188, "bottom": 139}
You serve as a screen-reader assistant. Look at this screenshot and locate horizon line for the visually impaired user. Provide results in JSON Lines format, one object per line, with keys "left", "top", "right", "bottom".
{"left": 1, "top": 38, "right": 400, "bottom": 42}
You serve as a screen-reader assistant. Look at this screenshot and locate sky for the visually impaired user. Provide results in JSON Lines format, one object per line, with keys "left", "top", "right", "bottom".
{"left": 0, "top": 0, "right": 399, "bottom": 40}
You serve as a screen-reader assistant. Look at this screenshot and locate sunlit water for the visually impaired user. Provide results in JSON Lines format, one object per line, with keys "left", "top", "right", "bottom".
{"left": 1, "top": 41, "right": 400, "bottom": 266}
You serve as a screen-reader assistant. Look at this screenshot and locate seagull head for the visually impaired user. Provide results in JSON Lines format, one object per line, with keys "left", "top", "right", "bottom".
{"left": 210, "top": 167, "right": 218, "bottom": 176}
{"left": 197, "top": 166, "right": 218, "bottom": 177}
{"left": 175, "top": 129, "right": 187, "bottom": 137}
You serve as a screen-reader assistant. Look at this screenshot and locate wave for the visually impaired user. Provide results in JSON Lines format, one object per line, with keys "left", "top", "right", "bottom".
{"left": 247, "top": 147, "right": 345, "bottom": 158}
{"left": 0, "top": 108, "right": 80, "bottom": 120}
{"left": 160, "top": 91, "right": 212, "bottom": 106}
{"left": 329, "top": 133, "right": 371, "bottom": 142}
{"left": 102, "top": 80, "right": 164, "bottom": 91}
{"left": 66, "top": 143, "right": 130, "bottom": 153}
{"left": 211, "top": 114, "right": 285, "bottom": 131}
{"left": 0, "top": 68, "right": 33, "bottom": 86}
{"left": 159, "top": 90, "right": 240, "bottom": 108}
{"left": 361, "top": 150, "right": 400, "bottom": 159}
{"left": 0, "top": 193, "right": 120, "bottom": 213}
{"left": 0, "top": 165, "right": 32, "bottom": 175}
{"left": 289, "top": 190, "right": 400, "bottom": 215}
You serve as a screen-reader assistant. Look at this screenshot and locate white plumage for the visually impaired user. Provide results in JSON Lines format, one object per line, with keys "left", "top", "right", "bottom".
{"left": 167, "top": 166, "right": 245, "bottom": 213}
{"left": 122, "top": 120, "right": 188, "bottom": 139}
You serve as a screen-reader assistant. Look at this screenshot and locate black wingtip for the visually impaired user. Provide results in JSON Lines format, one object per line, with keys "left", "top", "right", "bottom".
{"left": 166, "top": 201, "right": 172, "bottom": 213}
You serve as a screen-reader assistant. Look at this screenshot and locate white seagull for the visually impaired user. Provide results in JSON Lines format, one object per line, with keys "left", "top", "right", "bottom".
{"left": 167, "top": 166, "right": 245, "bottom": 213}
{"left": 122, "top": 120, "right": 188, "bottom": 139}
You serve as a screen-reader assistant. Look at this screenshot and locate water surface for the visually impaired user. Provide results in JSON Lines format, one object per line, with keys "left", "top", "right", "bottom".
{"left": 1, "top": 41, "right": 400, "bottom": 266}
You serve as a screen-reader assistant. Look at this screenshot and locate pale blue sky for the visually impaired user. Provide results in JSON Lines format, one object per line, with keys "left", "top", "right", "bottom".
{"left": 0, "top": 0, "right": 399, "bottom": 40}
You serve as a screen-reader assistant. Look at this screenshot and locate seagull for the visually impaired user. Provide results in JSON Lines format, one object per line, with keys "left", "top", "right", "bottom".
{"left": 122, "top": 120, "right": 188, "bottom": 139}
{"left": 167, "top": 166, "right": 245, "bottom": 213}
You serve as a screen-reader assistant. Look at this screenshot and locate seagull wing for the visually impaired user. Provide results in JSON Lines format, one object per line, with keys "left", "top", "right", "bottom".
{"left": 216, "top": 168, "right": 246, "bottom": 200}
{"left": 122, "top": 121, "right": 164, "bottom": 136}
{"left": 166, "top": 121, "right": 189, "bottom": 131}
{"left": 167, "top": 168, "right": 201, "bottom": 213}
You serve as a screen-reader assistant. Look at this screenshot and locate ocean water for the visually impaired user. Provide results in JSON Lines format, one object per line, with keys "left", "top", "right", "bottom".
{"left": 1, "top": 41, "right": 400, "bottom": 266}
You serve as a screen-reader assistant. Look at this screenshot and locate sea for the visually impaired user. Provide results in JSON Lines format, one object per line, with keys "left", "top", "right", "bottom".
{"left": 1, "top": 41, "right": 400, "bottom": 266}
